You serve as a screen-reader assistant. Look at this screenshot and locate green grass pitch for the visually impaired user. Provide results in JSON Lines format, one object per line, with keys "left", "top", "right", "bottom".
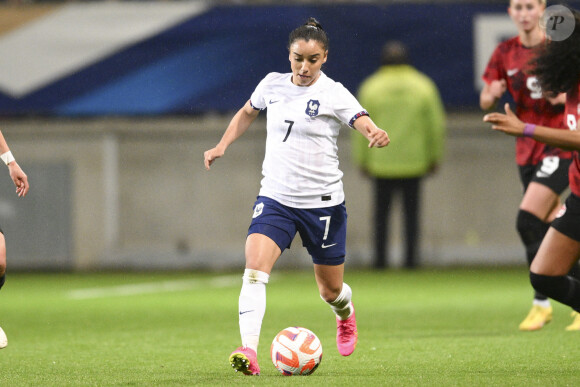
{"left": 0, "top": 268, "right": 579, "bottom": 386}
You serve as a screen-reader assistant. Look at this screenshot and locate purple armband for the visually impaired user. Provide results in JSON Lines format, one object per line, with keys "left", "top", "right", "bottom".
{"left": 523, "top": 123, "right": 536, "bottom": 138}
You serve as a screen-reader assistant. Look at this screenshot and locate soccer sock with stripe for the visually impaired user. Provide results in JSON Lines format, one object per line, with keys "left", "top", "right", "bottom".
{"left": 238, "top": 268, "right": 269, "bottom": 353}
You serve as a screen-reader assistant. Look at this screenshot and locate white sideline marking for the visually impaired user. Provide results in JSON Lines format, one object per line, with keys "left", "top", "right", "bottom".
{"left": 67, "top": 275, "right": 239, "bottom": 300}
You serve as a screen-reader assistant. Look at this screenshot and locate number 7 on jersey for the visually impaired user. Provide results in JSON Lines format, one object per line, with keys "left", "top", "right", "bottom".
{"left": 283, "top": 120, "right": 294, "bottom": 142}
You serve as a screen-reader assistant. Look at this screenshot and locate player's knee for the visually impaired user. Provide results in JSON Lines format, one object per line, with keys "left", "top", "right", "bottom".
{"left": 516, "top": 210, "right": 535, "bottom": 240}
{"left": 516, "top": 210, "right": 549, "bottom": 245}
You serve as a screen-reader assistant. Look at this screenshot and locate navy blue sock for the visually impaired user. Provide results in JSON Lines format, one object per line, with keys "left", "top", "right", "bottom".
{"left": 0, "top": 273, "right": 4, "bottom": 291}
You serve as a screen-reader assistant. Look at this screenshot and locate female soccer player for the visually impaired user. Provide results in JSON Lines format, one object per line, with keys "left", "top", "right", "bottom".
{"left": 480, "top": 0, "right": 577, "bottom": 331}
{"left": 204, "top": 18, "right": 389, "bottom": 375}
{"left": 0, "top": 129, "right": 29, "bottom": 349}
{"left": 484, "top": 7, "right": 580, "bottom": 330}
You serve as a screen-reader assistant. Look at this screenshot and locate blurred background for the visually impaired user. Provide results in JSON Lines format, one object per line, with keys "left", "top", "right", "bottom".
{"left": 1, "top": 0, "right": 577, "bottom": 271}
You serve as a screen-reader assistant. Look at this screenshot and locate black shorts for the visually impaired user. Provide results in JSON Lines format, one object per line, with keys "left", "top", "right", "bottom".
{"left": 518, "top": 156, "right": 571, "bottom": 194}
{"left": 551, "top": 193, "right": 580, "bottom": 242}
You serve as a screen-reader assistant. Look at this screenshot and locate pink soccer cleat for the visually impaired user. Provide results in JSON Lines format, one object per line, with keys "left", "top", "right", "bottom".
{"left": 229, "top": 346, "right": 260, "bottom": 375}
{"left": 336, "top": 303, "right": 358, "bottom": 356}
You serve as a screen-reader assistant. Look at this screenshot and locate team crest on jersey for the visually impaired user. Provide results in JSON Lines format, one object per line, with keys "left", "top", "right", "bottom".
{"left": 305, "top": 99, "right": 320, "bottom": 117}
{"left": 253, "top": 202, "right": 264, "bottom": 218}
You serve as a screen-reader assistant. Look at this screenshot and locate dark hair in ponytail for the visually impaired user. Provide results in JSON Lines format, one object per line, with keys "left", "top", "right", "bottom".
{"left": 530, "top": 10, "right": 580, "bottom": 94}
{"left": 288, "top": 17, "right": 329, "bottom": 51}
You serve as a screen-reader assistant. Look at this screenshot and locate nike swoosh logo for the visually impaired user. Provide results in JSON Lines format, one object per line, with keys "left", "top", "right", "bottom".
{"left": 239, "top": 310, "right": 254, "bottom": 315}
{"left": 507, "top": 68, "right": 519, "bottom": 76}
{"left": 321, "top": 243, "right": 337, "bottom": 249}
{"left": 269, "top": 99, "right": 279, "bottom": 104}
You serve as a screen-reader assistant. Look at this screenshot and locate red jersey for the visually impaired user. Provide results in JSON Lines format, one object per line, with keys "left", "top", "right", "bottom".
{"left": 483, "top": 36, "right": 572, "bottom": 165}
{"left": 566, "top": 83, "right": 580, "bottom": 196}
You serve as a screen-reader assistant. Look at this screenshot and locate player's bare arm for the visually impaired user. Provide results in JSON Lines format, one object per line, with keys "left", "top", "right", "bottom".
{"left": 353, "top": 115, "right": 390, "bottom": 148}
{"left": 0, "top": 130, "right": 28, "bottom": 198}
{"left": 8, "top": 162, "right": 29, "bottom": 198}
{"left": 484, "top": 103, "right": 580, "bottom": 151}
{"left": 204, "top": 100, "right": 260, "bottom": 170}
{"left": 480, "top": 80, "right": 507, "bottom": 110}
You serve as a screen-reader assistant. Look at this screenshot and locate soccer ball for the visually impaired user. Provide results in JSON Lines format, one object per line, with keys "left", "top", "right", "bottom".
{"left": 270, "top": 326, "right": 322, "bottom": 376}
{"left": 0, "top": 326, "right": 7, "bottom": 349}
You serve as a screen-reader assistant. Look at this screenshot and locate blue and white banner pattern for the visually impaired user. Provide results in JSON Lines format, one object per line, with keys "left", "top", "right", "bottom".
{"left": 1, "top": 2, "right": 577, "bottom": 116}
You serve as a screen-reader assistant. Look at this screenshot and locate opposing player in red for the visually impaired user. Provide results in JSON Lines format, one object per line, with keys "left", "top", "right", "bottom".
{"left": 480, "top": 0, "right": 578, "bottom": 331}
{"left": 484, "top": 7, "right": 580, "bottom": 329}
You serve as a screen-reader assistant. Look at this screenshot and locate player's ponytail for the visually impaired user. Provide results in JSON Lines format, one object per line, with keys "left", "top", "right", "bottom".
{"left": 288, "top": 17, "right": 329, "bottom": 51}
{"left": 530, "top": 9, "right": 580, "bottom": 94}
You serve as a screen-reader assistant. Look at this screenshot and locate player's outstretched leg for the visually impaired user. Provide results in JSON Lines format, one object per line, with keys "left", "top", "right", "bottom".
{"left": 229, "top": 268, "right": 268, "bottom": 375}
{"left": 229, "top": 347, "right": 260, "bottom": 375}
{"left": 336, "top": 301, "right": 358, "bottom": 356}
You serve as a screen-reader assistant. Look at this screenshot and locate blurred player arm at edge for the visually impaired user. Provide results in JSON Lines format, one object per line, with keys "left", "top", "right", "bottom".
{"left": 0, "top": 130, "right": 28, "bottom": 198}
{"left": 204, "top": 100, "right": 260, "bottom": 170}
{"left": 484, "top": 102, "right": 580, "bottom": 151}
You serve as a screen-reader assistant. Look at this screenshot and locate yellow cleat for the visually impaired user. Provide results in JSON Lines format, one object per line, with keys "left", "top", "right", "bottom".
{"left": 565, "top": 311, "right": 580, "bottom": 331}
{"left": 518, "top": 305, "right": 553, "bottom": 331}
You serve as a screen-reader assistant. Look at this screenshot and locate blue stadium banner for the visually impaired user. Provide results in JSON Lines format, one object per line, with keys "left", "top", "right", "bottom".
{"left": 0, "top": 2, "right": 578, "bottom": 116}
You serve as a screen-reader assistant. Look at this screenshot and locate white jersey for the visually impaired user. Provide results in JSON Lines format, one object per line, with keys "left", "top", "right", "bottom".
{"left": 250, "top": 72, "right": 368, "bottom": 208}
